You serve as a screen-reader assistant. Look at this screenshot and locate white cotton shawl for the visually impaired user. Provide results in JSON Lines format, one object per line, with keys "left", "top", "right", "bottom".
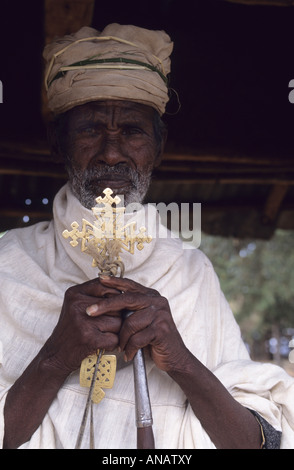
{"left": 0, "top": 183, "right": 294, "bottom": 449}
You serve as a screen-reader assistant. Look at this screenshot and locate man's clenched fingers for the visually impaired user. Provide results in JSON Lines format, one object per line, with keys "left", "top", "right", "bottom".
{"left": 85, "top": 291, "right": 165, "bottom": 317}
{"left": 99, "top": 276, "right": 159, "bottom": 296}
{"left": 67, "top": 277, "right": 121, "bottom": 298}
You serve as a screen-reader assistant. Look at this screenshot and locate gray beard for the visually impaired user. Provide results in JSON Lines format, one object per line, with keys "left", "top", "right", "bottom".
{"left": 66, "top": 163, "right": 152, "bottom": 210}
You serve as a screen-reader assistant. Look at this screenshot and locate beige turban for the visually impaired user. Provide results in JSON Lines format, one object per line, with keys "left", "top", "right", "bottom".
{"left": 43, "top": 23, "right": 173, "bottom": 116}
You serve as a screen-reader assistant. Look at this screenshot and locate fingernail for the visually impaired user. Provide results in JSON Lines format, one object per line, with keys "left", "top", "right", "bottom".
{"left": 86, "top": 304, "right": 99, "bottom": 316}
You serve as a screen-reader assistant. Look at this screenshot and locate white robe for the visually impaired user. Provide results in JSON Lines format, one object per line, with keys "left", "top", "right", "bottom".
{"left": 0, "top": 183, "right": 293, "bottom": 449}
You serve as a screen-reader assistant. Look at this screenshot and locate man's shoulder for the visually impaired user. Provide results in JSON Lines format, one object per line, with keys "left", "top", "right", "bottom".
{"left": 156, "top": 234, "right": 215, "bottom": 274}
{"left": 0, "top": 220, "right": 53, "bottom": 264}
{"left": 1, "top": 219, "right": 52, "bottom": 241}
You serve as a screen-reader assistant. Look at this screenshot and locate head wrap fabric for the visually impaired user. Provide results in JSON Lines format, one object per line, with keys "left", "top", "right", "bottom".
{"left": 43, "top": 24, "right": 173, "bottom": 116}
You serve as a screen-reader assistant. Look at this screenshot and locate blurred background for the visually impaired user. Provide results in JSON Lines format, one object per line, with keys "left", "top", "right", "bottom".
{"left": 0, "top": 0, "right": 293, "bottom": 374}
{"left": 201, "top": 230, "right": 294, "bottom": 375}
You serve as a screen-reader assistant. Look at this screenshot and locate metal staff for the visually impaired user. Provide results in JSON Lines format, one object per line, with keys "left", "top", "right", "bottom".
{"left": 125, "top": 310, "right": 154, "bottom": 449}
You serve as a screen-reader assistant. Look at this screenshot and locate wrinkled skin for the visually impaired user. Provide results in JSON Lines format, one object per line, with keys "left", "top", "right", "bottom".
{"left": 52, "top": 100, "right": 166, "bottom": 209}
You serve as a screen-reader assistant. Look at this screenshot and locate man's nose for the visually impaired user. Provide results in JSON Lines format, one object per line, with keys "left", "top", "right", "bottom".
{"left": 98, "top": 135, "right": 128, "bottom": 167}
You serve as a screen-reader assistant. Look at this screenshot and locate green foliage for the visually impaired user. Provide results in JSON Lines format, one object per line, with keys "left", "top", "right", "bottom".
{"left": 200, "top": 229, "right": 294, "bottom": 348}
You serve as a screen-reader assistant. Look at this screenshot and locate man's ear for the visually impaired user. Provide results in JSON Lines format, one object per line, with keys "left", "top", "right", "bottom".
{"left": 154, "top": 126, "right": 168, "bottom": 168}
{"left": 47, "top": 120, "right": 64, "bottom": 163}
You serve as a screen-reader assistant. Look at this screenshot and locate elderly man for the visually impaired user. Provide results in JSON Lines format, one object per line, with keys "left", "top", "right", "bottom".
{"left": 0, "top": 24, "right": 293, "bottom": 449}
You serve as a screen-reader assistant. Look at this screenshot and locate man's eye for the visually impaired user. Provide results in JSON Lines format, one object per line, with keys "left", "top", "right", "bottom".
{"left": 78, "top": 126, "right": 99, "bottom": 136}
{"left": 122, "top": 127, "right": 142, "bottom": 136}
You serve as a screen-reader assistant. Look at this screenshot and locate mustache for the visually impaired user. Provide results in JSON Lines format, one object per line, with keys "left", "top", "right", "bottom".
{"left": 82, "top": 163, "right": 139, "bottom": 182}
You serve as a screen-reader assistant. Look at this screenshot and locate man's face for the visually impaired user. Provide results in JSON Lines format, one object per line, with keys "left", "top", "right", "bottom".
{"left": 60, "top": 100, "right": 164, "bottom": 209}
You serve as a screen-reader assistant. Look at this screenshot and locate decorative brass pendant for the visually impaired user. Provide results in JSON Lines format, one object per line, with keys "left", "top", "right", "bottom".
{"left": 80, "top": 352, "right": 117, "bottom": 403}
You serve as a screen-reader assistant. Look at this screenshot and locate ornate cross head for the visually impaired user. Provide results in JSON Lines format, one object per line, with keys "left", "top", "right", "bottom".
{"left": 62, "top": 188, "right": 152, "bottom": 277}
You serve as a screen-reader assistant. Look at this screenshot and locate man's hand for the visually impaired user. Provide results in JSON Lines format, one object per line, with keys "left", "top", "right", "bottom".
{"left": 44, "top": 278, "right": 123, "bottom": 374}
{"left": 85, "top": 276, "right": 189, "bottom": 372}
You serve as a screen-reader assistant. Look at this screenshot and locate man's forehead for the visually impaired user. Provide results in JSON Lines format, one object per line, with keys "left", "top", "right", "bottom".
{"left": 67, "top": 100, "right": 155, "bottom": 122}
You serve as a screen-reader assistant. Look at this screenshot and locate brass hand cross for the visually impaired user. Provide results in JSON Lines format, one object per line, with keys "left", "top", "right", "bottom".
{"left": 62, "top": 188, "right": 152, "bottom": 448}
{"left": 62, "top": 187, "right": 152, "bottom": 277}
